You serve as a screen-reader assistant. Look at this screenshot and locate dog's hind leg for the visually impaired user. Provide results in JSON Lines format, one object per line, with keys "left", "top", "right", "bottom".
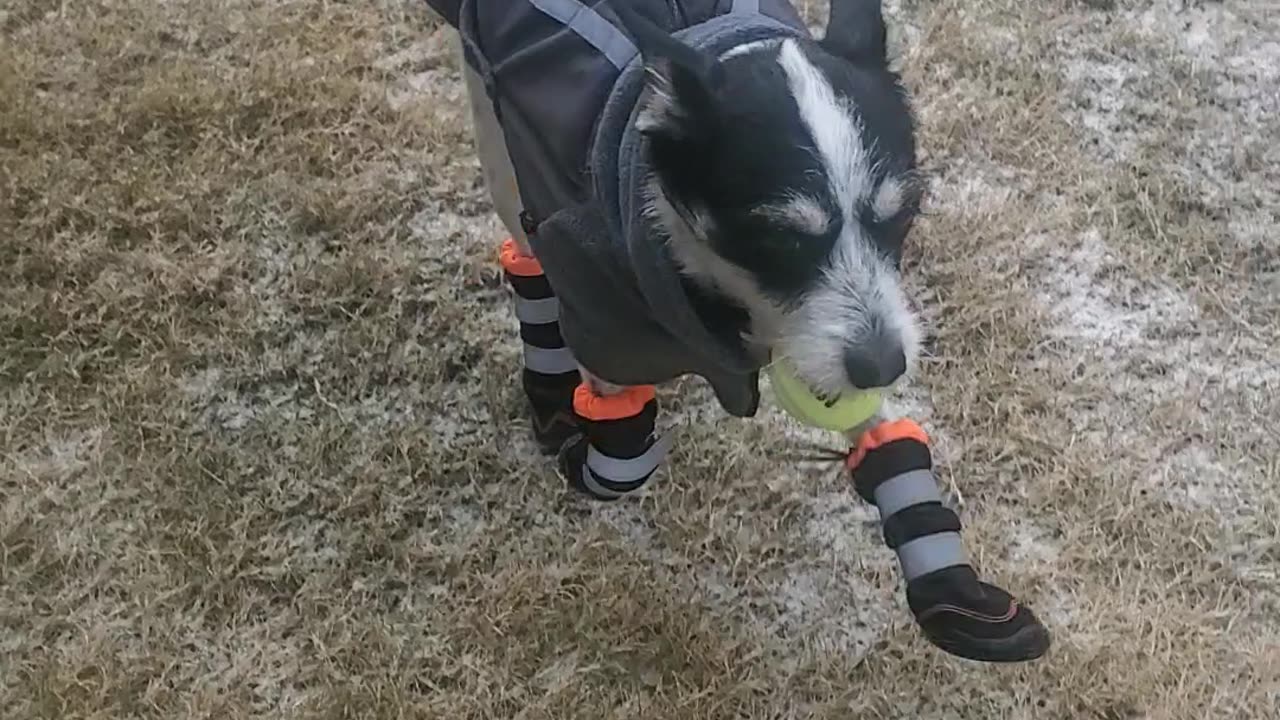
{"left": 458, "top": 36, "right": 532, "bottom": 255}
{"left": 457, "top": 36, "right": 581, "bottom": 454}
{"left": 556, "top": 373, "right": 669, "bottom": 501}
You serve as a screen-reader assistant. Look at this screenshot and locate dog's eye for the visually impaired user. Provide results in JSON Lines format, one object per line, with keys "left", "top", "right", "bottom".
{"left": 859, "top": 208, "right": 915, "bottom": 267}
{"left": 750, "top": 227, "right": 835, "bottom": 264}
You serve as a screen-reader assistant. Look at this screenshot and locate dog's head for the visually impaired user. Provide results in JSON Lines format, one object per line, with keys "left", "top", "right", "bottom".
{"left": 624, "top": 1, "right": 923, "bottom": 398}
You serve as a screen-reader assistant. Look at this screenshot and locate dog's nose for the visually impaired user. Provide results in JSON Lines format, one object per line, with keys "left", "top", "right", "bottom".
{"left": 843, "top": 341, "right": 907, "bottom": 389}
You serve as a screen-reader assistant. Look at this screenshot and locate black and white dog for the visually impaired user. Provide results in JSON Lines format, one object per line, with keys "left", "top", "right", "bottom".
{"left": 429, "top": 0, "right": 1049, "bottom": 663}
{"left": 638, "top": 16, "right": 922, "bottom": 398}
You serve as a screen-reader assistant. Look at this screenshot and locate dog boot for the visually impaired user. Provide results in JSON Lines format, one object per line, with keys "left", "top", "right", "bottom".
{"left": 557, "top": 383, "right": 669, "bottom": 501}
{"left": 499, "top": 237, "right": 581, "bottom": 455}
{"left": 847, "top": 419, "right": 1051, "bottom": 663}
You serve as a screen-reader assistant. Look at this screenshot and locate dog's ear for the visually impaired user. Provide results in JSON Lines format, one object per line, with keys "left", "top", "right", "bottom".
{"left": 822, "top": 0, "right": 887, "bottom": 65}
{"left": 613, "top": 4, "right": 724, "bottom": 139}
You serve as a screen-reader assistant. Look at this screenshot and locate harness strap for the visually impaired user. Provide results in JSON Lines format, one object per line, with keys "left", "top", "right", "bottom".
{"left": 528, "top": 0, "right": 769, "bottom": 71}
{"left": 527, "top": 0, "right": 638, "bottom": 69}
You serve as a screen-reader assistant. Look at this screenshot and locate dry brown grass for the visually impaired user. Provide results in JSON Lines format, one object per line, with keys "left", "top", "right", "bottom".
{"left": 3, "top": 0, "right": 1278, "bottom": 718}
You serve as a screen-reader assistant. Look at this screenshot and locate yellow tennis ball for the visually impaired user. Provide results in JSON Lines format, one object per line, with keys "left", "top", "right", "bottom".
{"left": 767, "top": 359, "right": 882, "bottom": 432}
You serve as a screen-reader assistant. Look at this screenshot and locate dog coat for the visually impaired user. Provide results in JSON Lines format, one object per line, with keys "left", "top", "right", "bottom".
{"left": 427, "top": 0, "right": 811, "bottom": 417}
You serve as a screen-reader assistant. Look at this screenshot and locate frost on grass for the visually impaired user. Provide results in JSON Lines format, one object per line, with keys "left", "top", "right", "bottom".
{"left": 7, "top": 0, "right": 1280, "bottom": 717}
{"left": 1043, "top": 1, "right": 1279, "bottom": 529}
{"left": 4, "top": 429, "right": 104, "bottom": 483}
{"left": 587, "top": 361, "right": 968, "bottom": 665}
{"left": 1038, "top": 229, "right": 1196, "bottom": 352}
{"left": 592, "top": 379, "right": 907, "bottom": 664}
{"left": 1034, "top": 227, "right": 1275, "bottom": 516}
{"left": 1058, "top": 0, "right": 1280, "bottom": 252}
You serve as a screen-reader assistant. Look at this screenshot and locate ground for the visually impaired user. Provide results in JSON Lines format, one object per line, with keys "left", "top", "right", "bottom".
{"left": 2, "top": 0, "right": 1277, "bottom": 718}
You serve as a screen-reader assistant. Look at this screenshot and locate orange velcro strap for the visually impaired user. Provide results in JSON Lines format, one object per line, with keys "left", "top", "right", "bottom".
{"left": 573, "top": 383, "right": 656, "bottom": 421}
{"left": 499, "top": 237, "right": 543, "bottom": 277}
{"left": 846, "top": 418, "right": 930, "bottom": 471}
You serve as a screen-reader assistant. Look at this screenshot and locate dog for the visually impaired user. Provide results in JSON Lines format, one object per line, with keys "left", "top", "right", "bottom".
{"left": 426, "top": 0, "right": 1050, "bottom": 663}
{"left": 441, "top": 0, "right": 920, "bottom": 454}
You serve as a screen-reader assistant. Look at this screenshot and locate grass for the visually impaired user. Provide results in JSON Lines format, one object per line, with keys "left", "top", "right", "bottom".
{"left": 3, "top": 0, "right": 1278, "bottom": 718}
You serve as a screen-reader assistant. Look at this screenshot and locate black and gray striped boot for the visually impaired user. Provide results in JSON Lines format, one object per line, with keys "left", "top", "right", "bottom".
{"left": 499, "top": 237, "right": 582, "bottom": 455}
{"left": 557, "top": 383, "right": 669, "bottom": 501}
{"left": 847, "top": 419, "right": 1051, "bottom": 663}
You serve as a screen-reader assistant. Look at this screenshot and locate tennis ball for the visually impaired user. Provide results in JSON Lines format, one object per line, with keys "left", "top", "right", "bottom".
{"left": 767, "top": 359, "right": 882, "bottom": 432}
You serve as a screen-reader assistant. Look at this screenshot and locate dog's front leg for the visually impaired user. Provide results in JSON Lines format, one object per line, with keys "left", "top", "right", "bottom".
{"left": 556, "top": 369, "right": 669, "bottom": 501}
{"left": 842, "top": 417, "right": 1051, "bottom": 662}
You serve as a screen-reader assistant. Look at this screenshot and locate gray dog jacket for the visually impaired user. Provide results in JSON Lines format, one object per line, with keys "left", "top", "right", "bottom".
{"left": 425, "top": 0, "right": 810, "bottom": 416}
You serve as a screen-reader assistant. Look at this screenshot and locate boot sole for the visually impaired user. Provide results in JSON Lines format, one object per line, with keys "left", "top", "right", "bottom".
{"left": 922, "top": 620, "right": 1051, "bottom": 663}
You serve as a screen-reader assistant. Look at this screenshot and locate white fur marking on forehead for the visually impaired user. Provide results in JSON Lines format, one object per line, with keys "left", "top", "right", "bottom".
{"left": 754, "top": 194, "right": 831, "bottom": 235}
{"left": 777, "top": 40, "right": 872, "bottom": 220}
